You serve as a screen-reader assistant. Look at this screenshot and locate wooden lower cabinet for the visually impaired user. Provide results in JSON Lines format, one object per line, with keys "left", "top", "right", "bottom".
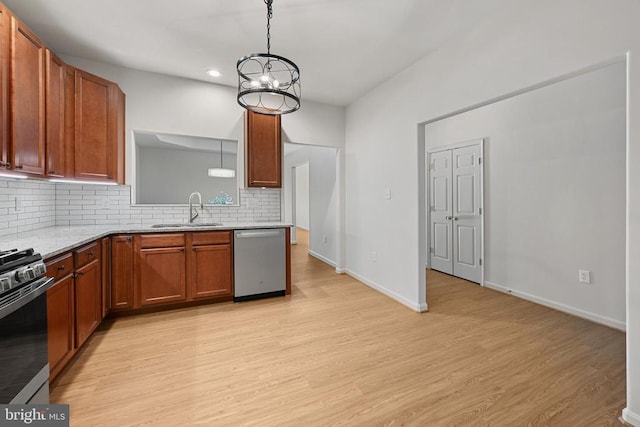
{"left": 138, "top": 246, "right": 186, "bottom": 306}
{"left": 189, "top": 244, "right": 232, "bottom": 299}
{"left": 46, "top": 274, "right": 74, "bottom": 379}
{"left": 110, "top": 235, "right": 133, "bottom": 310}
{"left": 74, "top": 258, "right": 101, "bottom": 348}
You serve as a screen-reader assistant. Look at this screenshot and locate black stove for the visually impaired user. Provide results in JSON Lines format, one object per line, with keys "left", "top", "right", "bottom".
{"left": 0, "top": 248, "right": 47, "bottom": 295}
{"left": 0, "top": 248, "right": 52, "bottom": 404}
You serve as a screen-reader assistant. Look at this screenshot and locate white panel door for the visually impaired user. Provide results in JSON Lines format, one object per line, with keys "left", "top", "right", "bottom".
{"left": 429, "top": 150, "right": 453, "bottom": 274}
{"left": 452, "top": 145, "right": 482, "bottom": 283}
{"left": 428, "top": 142, "right": 483, "bottom": 284}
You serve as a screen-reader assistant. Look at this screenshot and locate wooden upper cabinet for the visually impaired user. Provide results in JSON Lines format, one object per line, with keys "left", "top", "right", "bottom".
{"left": 245, "top": 110, "right": 281, "bottom": 188}
{"left": 10, "top": 16, "right": 45, "bottom": 175}
{"left": 74, "top": 69, "right": 124, "bottom": 183}
{"left": 45, "top": 50, "right": 66, "bottom": 177}
{"left": 0, "top": 6, "right": 9, "bottom": 169}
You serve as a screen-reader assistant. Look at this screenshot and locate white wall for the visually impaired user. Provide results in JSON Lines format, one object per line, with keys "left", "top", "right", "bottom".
{"left": 426, "top": 61, "right": 626, "bottom": 329}
{"left": 294, "top": 163, "right": 310, "bottom": 230}
{"left": 344, "top": 0, "right": 640, "bottom": 422}
{"left": 284, "top": 144, "right": 339, "bottom": 266}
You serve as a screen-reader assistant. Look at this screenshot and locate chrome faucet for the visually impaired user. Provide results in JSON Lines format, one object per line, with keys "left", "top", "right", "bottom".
{"left": 188, "top": 192, "right": 203, "bottom": 223}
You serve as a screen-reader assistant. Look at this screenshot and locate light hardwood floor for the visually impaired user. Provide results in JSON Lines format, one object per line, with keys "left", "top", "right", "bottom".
{"left": 51, "top": 228, "right": 626, "bottom": 426}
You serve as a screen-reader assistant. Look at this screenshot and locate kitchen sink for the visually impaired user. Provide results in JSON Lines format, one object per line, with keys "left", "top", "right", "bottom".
{"left": 150, "top": 222, "right": 224, "bottom": 228}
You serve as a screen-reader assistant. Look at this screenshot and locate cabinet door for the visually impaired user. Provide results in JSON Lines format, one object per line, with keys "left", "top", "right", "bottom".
{"left": 245, "top": 110, "right": 281, "bottom": 188}
{"left": 101, "top": 237, "right": 111, "bottom": 318}
{"left": 46, "top": 274, "right": 74, "bottom": 380}
{"left": 138, "top": 247, "right": 186, "bottom": 306}
{"left": 189, "top": 244, "right": 232, "bottom": 299}
{"left": 111, "top": 235, "right": 133, "bottom": 310}
{"left": 10, "top": 16, "right": 45, "bottom": 175}
{"left": 0, "top": 6, "right": 8, "bottom": 168}
{"left": 74, "top": 70, "right": 118, "bottom": 182}
{"left": 45, "top": 50, "right": 65, "bottom": 177}
{"left": 74, "top": 259, "right": 101, "bottom": 348}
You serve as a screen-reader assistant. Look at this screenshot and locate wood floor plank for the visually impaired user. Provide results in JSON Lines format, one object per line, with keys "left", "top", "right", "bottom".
{"left": 50, "top": 228, "right": 626, "bottom": 426}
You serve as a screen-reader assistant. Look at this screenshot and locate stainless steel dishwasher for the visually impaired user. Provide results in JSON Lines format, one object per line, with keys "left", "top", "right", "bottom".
{"left": 234, "top": 228, "right": 286, "bottom": 301}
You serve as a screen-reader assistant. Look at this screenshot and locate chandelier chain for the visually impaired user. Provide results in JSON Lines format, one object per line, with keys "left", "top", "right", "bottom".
{"left": 265, "top": 0, "right": 273, "bottom": 55}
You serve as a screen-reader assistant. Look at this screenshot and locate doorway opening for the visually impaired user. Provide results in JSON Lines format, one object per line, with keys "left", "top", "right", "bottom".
{"left": 421, "top": 59, "right": 627, "bottom": 333}
{"left": 283, "top": 142, "right": 339, "bottom": 270}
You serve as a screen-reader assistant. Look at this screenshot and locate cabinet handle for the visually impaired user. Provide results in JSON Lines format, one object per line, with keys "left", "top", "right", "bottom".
{"left": 192, "top": 247, "right": 197, "bottom": 251}
{"left": 49, "top": 170, "right": 55, "bottom": 175}
{"left": 76, "top": 271, "right": 84, "bottom": 277}
{"left": 15, "top": 165, "right": 23, "bottom": 169}
{"left": 126, "top": 237, "right": 132, "bottom": 242}
{"left": 0, "top": 162, "right": 10, "bottom": 168}
{"left": 88, "top": 251, "right": 95, "bottom": 256}
{"left": 57, "top": 265, "right": 65, "bottom": 271}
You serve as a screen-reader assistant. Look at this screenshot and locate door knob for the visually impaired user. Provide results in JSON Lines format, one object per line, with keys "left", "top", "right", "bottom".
{"left": 445, "top": 216, "right": 452, "bottom": 220}
{"left": 453, "top": 217, "right": 459, "bottom": 221}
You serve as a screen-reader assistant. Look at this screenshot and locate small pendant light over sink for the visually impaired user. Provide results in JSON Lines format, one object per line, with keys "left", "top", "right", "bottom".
{"left": 236, "top": 0, "right": 301, "bottom": 115}
{"left": 208, "top": 140, "right": 236, "bottom": 178}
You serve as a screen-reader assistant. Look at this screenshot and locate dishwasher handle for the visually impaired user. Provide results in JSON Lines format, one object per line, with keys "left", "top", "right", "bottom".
{"left": 235, "top": 230, "right": 283, "bottom": 239}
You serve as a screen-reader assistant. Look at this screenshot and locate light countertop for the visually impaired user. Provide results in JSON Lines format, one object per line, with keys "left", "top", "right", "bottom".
{"left": 0, "top": 223, "right": 292, "bottom": 260}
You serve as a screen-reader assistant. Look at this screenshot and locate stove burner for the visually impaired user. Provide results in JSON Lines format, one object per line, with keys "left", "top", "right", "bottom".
{"left": 0, "top": 248, "right": 45, "bottom": 295}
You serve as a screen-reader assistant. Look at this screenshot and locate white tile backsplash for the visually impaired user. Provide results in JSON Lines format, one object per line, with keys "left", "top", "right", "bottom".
{"left": 0, "top": 178, "right": 281, "bottom": 235}
{"left": 0, "top": 179, "right": 56, "bottom": 237}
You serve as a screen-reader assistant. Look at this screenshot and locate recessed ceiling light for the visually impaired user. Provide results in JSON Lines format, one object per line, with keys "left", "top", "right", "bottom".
{"left": 207, "top": 69, "right": 222, "bottom": 78}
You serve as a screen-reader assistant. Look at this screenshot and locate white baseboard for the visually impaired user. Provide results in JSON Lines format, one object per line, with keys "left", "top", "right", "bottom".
{"left": 308, "top": 250, "right": 336, "bottom": 268}
{"left": 345, "top": 269, "right": 425, "bottom": 312}
{"left": 291, "top": 240, "right": 297, "bottom": 245}
{"left": 484, "top": 281, "right": 626, "bottom": 331}
{"left": 623, "top": 408, "right": 640, "bottom": 426}
{"left": 335, "top": 267, "right": 347, "bottom": 274}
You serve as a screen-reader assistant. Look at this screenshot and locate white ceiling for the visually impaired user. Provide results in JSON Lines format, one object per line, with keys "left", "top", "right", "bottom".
{"left": 3, "top": 0, "right": 512, "bottom": 106}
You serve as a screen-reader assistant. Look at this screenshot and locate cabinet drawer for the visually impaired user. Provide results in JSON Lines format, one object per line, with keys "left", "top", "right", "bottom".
{"left": 191, "top": 231, "right": 231, "bottom": 246}
{"left": 46, "top": 252, "right": 73, "bottom": 281}
{"left": 139, "top": 233, "right": 185, "bottom": 249}
{"left": 74, "top": 241, "right": 100, "bottom": 269}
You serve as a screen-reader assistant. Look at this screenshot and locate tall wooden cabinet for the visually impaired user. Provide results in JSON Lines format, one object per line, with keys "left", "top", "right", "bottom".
{"left": 75, "top": 70, "right": 124, "bottom": 183}
{"left": 45, "top": 50, "right": 66, "bottom": 177}
{"left": 10, "top": 16, "right": 45, "bottom": 175}
{"left": 245, "top": 110, "right": 282, "bottom": 188}
{"left": 0, "top": 5, "right": 8, "bottom": 169}
{"left": 0, "top": 3, "right": 125, "bottom": 182}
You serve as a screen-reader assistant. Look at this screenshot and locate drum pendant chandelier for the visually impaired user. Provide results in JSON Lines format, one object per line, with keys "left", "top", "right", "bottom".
{"left": 236, "top": 0, "right": 301, "bottom": 115}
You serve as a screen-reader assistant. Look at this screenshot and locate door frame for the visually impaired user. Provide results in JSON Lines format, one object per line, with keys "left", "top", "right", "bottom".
{"left": 426, "top": 138, "right": 485, "bottom": 286}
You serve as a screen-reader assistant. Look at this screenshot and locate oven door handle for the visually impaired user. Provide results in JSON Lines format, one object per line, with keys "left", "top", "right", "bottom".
{"left": 0, "top": 277, "right": 55, "bottom": 320}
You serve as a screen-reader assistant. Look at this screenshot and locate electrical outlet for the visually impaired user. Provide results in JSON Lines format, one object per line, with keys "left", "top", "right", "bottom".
{"left": 578, "top": 270, "right": 592, "bottom": 284}
{"left": 371, "top": 251, "right": 377, "bottom": 263}
{"left": 14, "top": 196, "right": 21, "bottom": 212}
{"left": 384, "top": 188, "right": 391, "bottom": 199}
{"left": 323, "top": 235, "right": 328, "bottom": 244}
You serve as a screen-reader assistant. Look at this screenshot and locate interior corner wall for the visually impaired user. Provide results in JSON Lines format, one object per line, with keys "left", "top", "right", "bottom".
{"left": 425, "top": 61, "right": 626, "bottom": 328}
{"left": 344, "top": 0, "right": 640, "bottom": 421}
